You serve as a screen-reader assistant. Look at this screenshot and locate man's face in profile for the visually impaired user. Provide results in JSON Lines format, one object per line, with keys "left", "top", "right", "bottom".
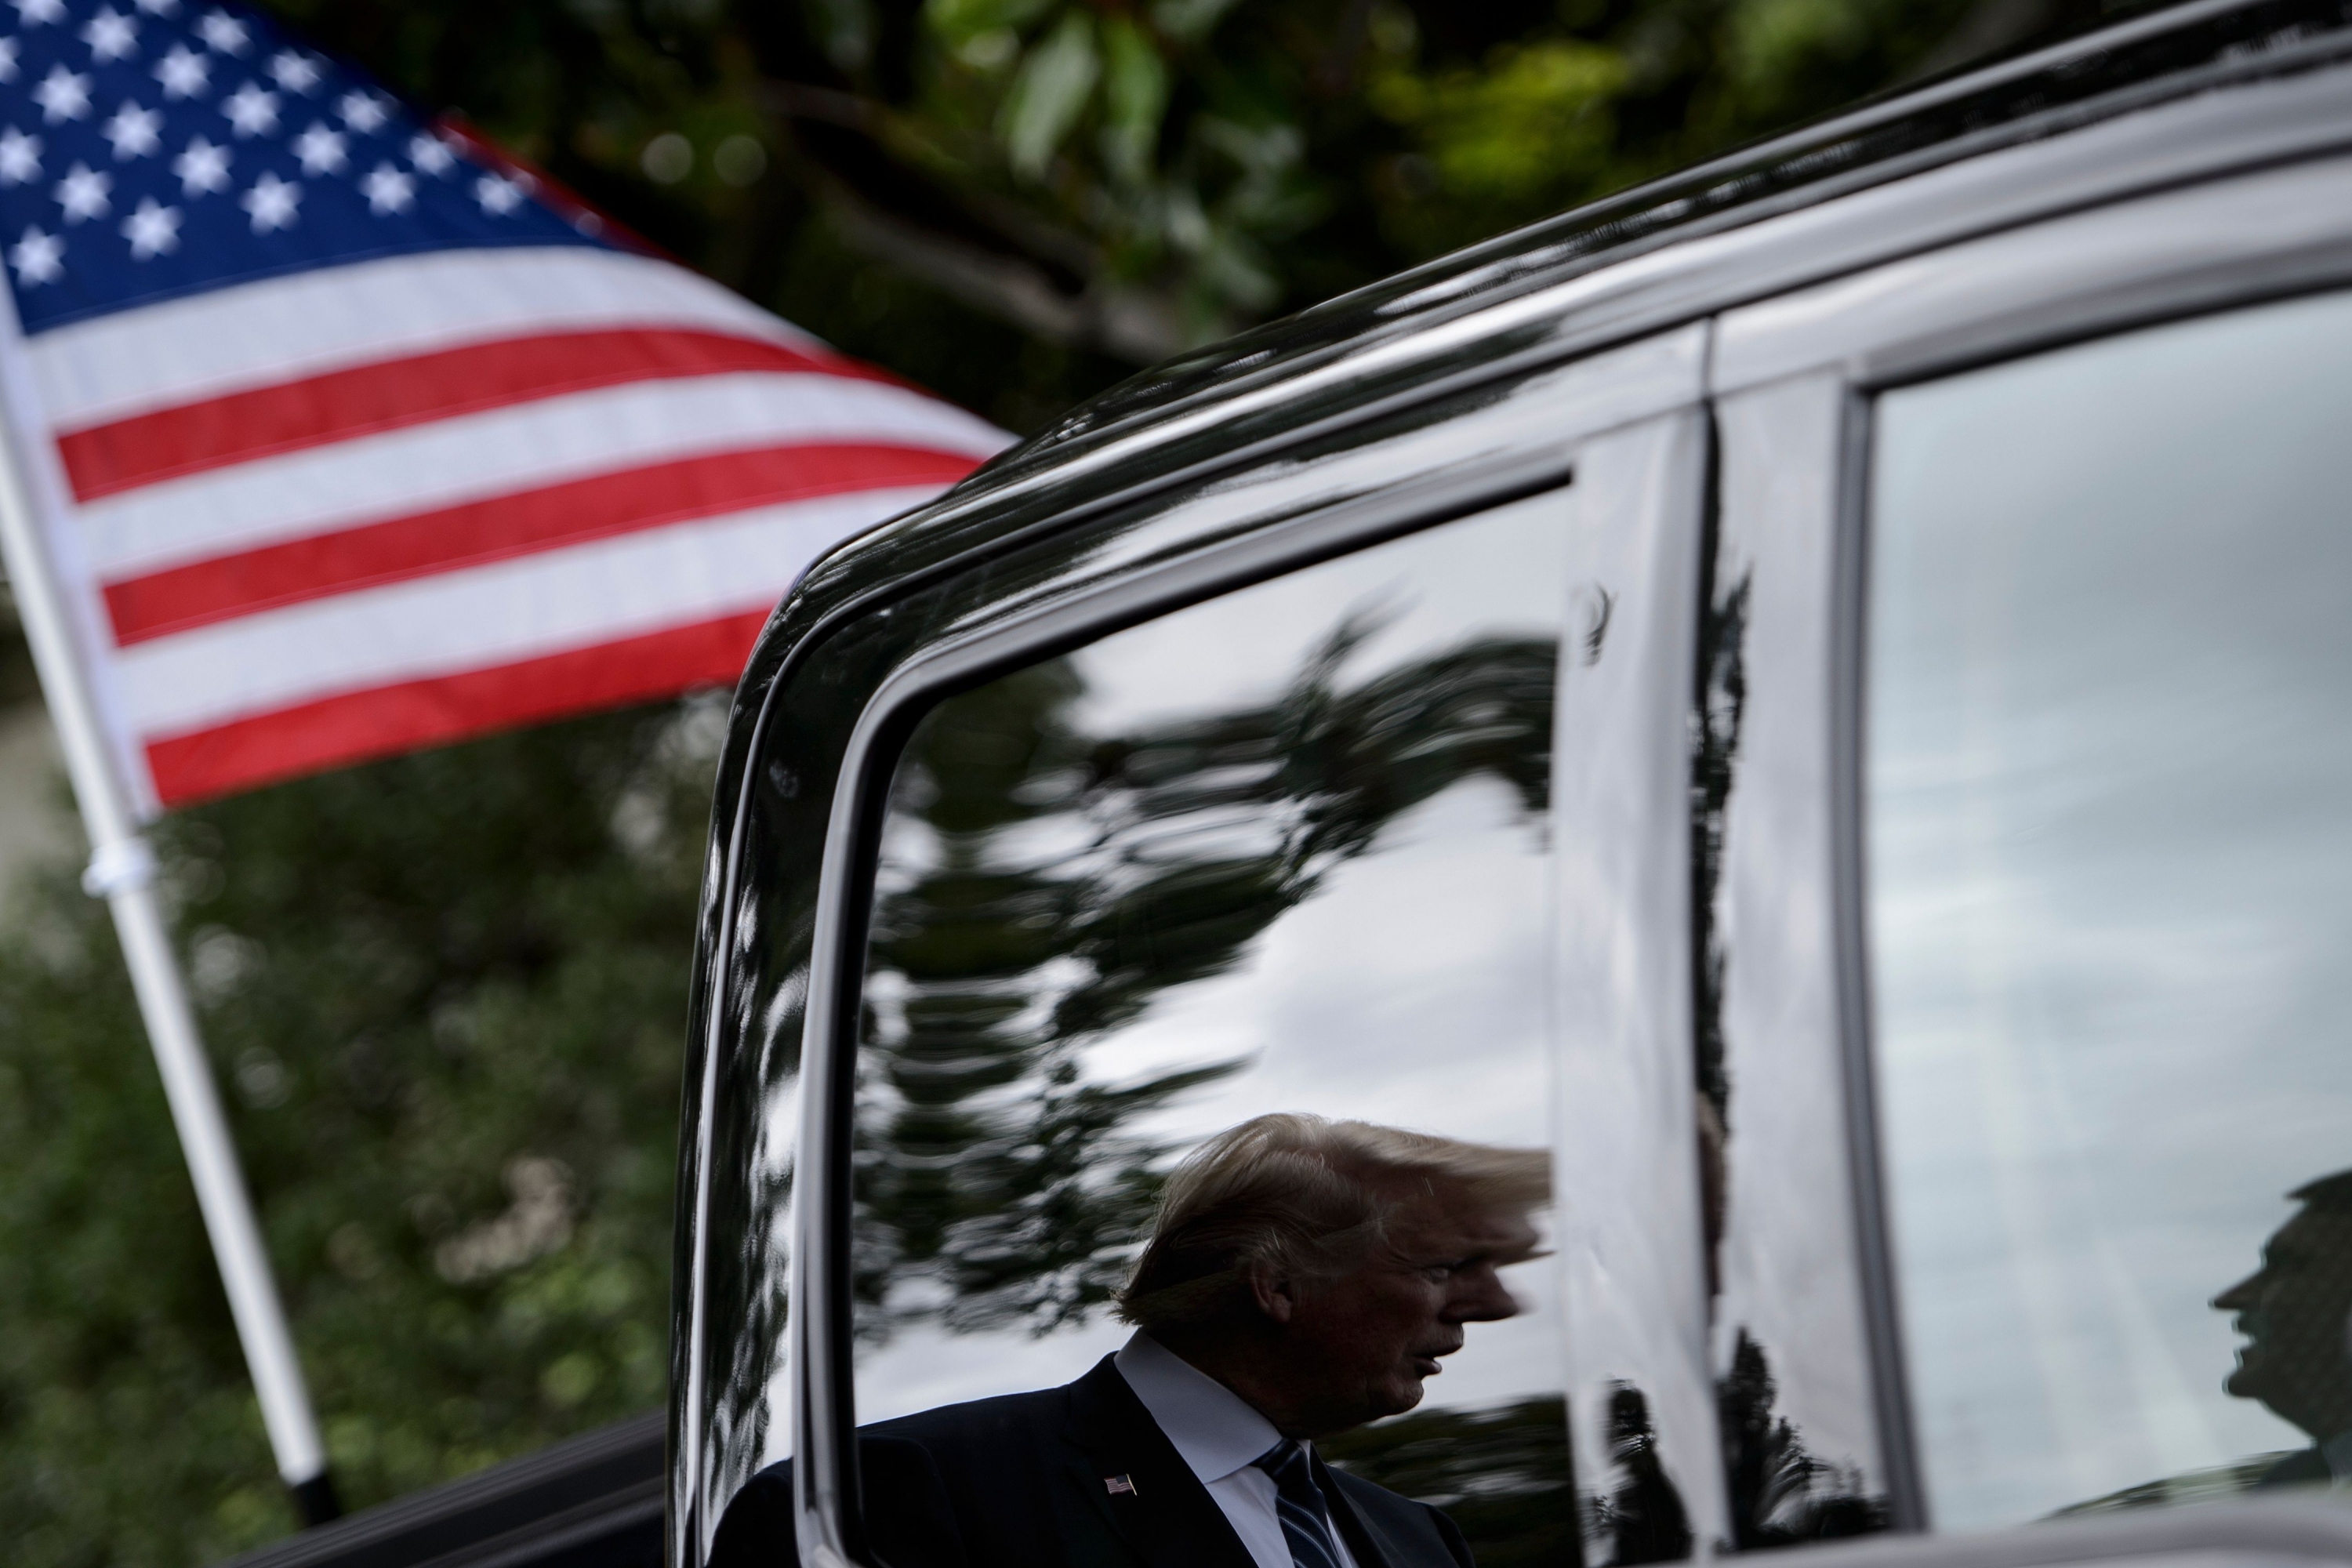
{"left": 2214, "top": 1203, "right": 2352, "bottom": 1441}
{"left": 1272, "top": 1175, "right": 1539, "bottom": 1437}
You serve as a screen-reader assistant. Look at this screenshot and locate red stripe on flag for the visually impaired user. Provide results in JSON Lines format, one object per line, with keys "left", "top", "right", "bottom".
{"left": 103, "top": 441, "right": 975, "bottom": 644}
{"left": 57, "top": 327, "right": 898, "bottom": 499}
{"left": 143, "top": 609, "right": 772, "bottom": 806}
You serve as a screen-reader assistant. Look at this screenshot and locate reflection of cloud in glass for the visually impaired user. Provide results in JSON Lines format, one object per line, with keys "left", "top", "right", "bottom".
{"left": 1869, "top": 289, "right": 2352, "bottom": 1528}
{"left": 1102, "top": 784, "right": 1552, "bottom": 1145}
{"left": 1067, "top": 499, "right": 1570, "bottom": 737}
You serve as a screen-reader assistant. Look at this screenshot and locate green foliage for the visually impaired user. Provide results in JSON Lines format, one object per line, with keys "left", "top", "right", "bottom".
{"left": 1321, "top": 1397, "right": 1577, "bottom": 1568}
{"left": 263, "top": 0, "right": 2084, "bottom": 384}
{"left": 1370, "top": 37, "right": 1627, "bottom": 199}
{"left": 999, "top": 12, "right": 1102, "bottom": 178}
{"left": 0, "top": 702, "right": 717, "bottom": 1562}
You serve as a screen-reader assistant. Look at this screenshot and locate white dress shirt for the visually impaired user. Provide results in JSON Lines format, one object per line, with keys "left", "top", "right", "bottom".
{"left": 1113, "top": 1330, "right": 1359, "bottom": 1568}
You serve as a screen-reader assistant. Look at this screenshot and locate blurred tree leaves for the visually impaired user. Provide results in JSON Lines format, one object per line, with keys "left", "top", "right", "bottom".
{"left": 1321, "top": 1396, "right": 1578, "bottom": 1568}
{"left": 854, "top": 626, "right": 1555, "bottom": 1343}
{"left": 0, "top": 0, "right": 2111, "bottom": 1559}
{"left": 267, "top": 0, "right": 2092, "bottom": 402}
{"left": 0, "top": 702, "right": 717, "bottom": 1562}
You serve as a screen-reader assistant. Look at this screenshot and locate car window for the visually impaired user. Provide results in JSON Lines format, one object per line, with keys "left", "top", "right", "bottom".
{"left": 1867, "top": 289, "right": 2352, "bottom": 1529}
{"left": 842, "top": 494, "right": 1575, "bottom": 1566}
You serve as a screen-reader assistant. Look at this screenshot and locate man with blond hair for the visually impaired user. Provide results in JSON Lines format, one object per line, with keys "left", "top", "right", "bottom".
{"left": 713, "top": 1112, "right": 1551, "bottom": 1568}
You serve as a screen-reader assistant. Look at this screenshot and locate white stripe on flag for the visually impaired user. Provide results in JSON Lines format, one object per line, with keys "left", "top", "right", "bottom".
{"left": 28, "top": 246, "right": 818, "bottom": 426}
{"left": 118, "top": 485, "right": 944, "bottom": 737}
{"left": 76, "top": 373, "right": 1004, "bottom": 579}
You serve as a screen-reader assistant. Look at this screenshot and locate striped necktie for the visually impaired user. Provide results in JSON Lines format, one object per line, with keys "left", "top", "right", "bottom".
{"left": 1254, "top": 1438, "right": 1345, "bottom": 1568}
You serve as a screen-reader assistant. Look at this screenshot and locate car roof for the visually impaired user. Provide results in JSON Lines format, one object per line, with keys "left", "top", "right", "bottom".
{"left": 746, "top": 0, "right": 2352, "bottom": 697}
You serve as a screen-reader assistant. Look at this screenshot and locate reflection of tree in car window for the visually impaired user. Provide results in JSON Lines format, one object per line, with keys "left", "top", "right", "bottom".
{"left": 853, "top": 613, "right": 1559, "bottom": 1341}
{"left": 1655, "top": 557, "right": 1885, "bottom": 1555}
{"left": 1595, "top": 1383, "right": 1693, "bottom": 1564}
{"left": 851, "top": 620, "right": 1562, "bottom": 1345}
{"left": 1715, "top": 1331, "right": 1885, "bottom": 1546}
{"left": 1318, "top": 1397, "right": 1579, "bottom": 1568}
{"left": 830, "top": 538, "right": 1578, "bottom": 1568}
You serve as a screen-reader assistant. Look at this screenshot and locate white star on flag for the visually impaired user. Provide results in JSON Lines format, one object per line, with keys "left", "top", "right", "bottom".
{"left": 290, "top": 120, "right": 343, "bottom": 175}
{"left": 0, "top": 127, "right": 41, "bottom": 184}
{"left": 102, "top": 100, "right": 162, "bottom": 158}
{"left": 336, "top": 89, "right": 388, "bottom": 132}
{"left": 82, "top": 7, "right": 140, "bottom": 63}
{"left": 154, "top": 43, "right": 209, "bottom": 98}
{"left": 238, "top": 167, "right": 296, "bottom": 230}
{"left": 359, "top": 160, "right": 412, "bottom": 214}
{"left": 120, "top": 194, "right": 178, "bottom": 257}
{"left": 195, "top": 9, "right": 246, "bottom": 53}
{"left": 53, "top": 160, "right": 109, "bottom": 221}
{"left": 171, "top": 132, "right": 227, "bottom": 194}
{"left": 8, "top": 222, "right": 60, "bottom": 281}
{"left": 474, "top": 171, "right": 522, "bottom": 213}
{"left": 267, "top": 49, "right": 318, "bottom": 93}
{"left": 408, "top": 130, "right": 455, "bottom": 175}
{"left": 0, "top": 0, "right": 1011, "bottom": 825}
{"left": 33, "top": 65, "right": 92, "bottom": 123}
{"left": 220, "top": 80, "right": 275, "bottom": 136}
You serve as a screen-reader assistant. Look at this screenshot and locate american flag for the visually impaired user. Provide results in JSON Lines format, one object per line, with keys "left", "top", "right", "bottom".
{"left": 0, "top": 0, "right": 1007, "bottom": 809}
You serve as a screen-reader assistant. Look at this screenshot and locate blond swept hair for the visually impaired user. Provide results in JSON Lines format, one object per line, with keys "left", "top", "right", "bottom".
{"left": 1114, "top": 1112, "right": 1551, "bottom": 1332}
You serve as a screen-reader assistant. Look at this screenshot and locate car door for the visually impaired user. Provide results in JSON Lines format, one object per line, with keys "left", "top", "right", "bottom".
{"left": 1551, "top": 143, "right": 2352, "bottom": 1568}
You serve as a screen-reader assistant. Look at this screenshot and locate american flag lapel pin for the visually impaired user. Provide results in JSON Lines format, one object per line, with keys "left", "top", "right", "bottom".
{"left": 1104, "top": 1474, "right": 1138, "bottom": 1496}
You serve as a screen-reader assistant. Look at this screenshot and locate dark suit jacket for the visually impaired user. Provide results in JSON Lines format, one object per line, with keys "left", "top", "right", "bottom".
{"left": 709, "top": 1355, "right": 1475, "bottom": 1568}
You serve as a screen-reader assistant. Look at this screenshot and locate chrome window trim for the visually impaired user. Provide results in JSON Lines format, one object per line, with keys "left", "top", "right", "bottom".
{"left": 1831, "top": 382, "right": 1921, "bottom": 1530}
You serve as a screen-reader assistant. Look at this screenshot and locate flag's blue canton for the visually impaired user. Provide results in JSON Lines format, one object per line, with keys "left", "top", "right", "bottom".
{"left": 0, "top": 0, "right": 608, "bottom": 335}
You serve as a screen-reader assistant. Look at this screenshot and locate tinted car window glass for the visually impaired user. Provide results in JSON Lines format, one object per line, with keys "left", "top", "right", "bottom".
{"left": 849, "top": 495, "right": 1573, "bottom": 1564}
{"left": 1867, "top": 289, "right": 2352, "bottom": 1529}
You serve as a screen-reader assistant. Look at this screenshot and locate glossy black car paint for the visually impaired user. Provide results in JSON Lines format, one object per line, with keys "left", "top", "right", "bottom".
{"left": 672, "top": 2, "right": 2352, "bottom": 1562}
{"left": 220, "top": 1414, "right": 662, "bottom": 1568}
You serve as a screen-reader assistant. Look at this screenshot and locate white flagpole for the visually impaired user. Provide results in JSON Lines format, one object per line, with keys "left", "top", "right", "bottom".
{"left": 0, "top": 379, "right": 338, "bottom": 1523}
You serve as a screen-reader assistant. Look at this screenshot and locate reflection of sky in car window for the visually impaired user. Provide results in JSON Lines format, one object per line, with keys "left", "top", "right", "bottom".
{"left": 1870, "top": 289, "right": 2352, "bottom": 1529}
{"left": 855, "top": 491, "right": 1573, "bottom": 1430}
{"left": 1065, "top": 500, "right": 1567, "bottom": 735}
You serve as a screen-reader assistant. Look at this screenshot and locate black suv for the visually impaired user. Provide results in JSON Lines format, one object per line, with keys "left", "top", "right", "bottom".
{"left": 672, "top": 4, "right": 2352, "bottom": 1566}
